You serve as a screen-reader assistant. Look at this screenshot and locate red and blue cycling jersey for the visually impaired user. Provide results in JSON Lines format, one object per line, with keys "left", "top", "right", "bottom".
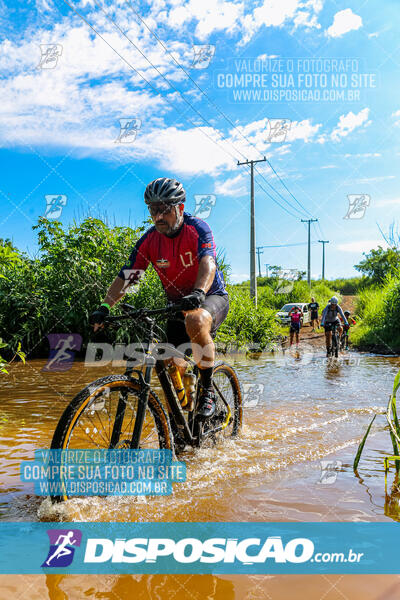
{"left": 118, "top": 212, "right": 227, "bottom": 301}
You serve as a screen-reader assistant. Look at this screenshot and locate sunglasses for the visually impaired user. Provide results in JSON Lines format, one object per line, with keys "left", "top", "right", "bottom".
{"left": 148, "top": 204, "right": 175, "bottom": 217}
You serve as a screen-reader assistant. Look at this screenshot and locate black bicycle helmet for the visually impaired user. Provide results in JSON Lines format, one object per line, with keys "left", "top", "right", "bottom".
{"left": 144, "top": 177, "right": 186, "bottom": 205}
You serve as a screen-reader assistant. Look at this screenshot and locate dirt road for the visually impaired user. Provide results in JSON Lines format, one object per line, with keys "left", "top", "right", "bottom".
{"left": 295, "top": 295, "right": 357, "bottom": 350}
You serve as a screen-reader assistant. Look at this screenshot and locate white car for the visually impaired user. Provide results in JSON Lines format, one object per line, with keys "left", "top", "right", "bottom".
{"left": 275, "top": 303, "right": 311, "bottom": 326}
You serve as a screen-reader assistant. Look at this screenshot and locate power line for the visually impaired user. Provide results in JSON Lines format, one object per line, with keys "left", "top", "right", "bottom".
{"left": 123, "top": 0, "right": 312, "bottom": 219}
{"left": 257, "top": 242, "right": 313, "bottom": 248}
{"left": 91, "top": 0, "right": 251, "bottom": 161}
{"left": 62, "top": 0, "right": 311, "bottom": 223}
{"left": 85, "top": 0, "right": 311, "bottom": 219}
{"left": 260, "top": 159, "right": 312, "bottom": 217}
{"left": 61, "top": 0, "right": 239, "bottom": 163}
{"left": 253, "top": 177, "right": 301, "bottom": 219}
{"left": 254, "top": 165, "right": 308, "bottom": 217}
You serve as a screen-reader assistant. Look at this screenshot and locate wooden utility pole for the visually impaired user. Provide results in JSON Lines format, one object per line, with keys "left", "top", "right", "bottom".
{"left": 301, "top": 218, "right": 318, "bottom": 286}
{"left": 318, "top": 240, "right": 329, "bottom": 280}
{"left": 237, "top": 157, "right": 267, "bottom": 306}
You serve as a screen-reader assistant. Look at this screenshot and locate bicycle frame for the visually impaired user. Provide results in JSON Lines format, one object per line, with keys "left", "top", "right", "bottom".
{"left": 105, "top": 304, "right": 228, "bottom": 449}
{"left": 329, "top": 322, "right": 340, "bottom": 354}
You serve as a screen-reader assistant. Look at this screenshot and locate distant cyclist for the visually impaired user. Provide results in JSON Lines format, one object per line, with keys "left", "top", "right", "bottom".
{"left": 288, "top": 305, "right": 303, "bottom": 346}
{"left": 341, "top": 310, "right": 356, "bottom": 350}
{"left": 321, "top": 297, "right": 348, "bottom": 356}
{"left": 89, "top": 177, "right": 228, "bottom": 420}
{"left": 308, "top": 296, "right": 319, "bottom": 332}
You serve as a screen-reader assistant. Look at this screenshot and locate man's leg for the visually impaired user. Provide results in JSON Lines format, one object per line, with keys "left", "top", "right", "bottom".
{"left": 325, "top": 330, "right": 332, "bottom": 354}
{"left": 185, "top": 308, "right": 215, "bottom": 405}
{"left": 290, "top": 328, "right": 294, "bottom": 346}
{"left": 184, "top": 295, "right": 229, "bottom": 419}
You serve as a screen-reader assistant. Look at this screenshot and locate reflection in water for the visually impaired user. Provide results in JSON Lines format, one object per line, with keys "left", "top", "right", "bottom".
{"left": 46, "top": 574, "right": 67, "bottom": 600}
{"left": 1, "top": 353, "right": 400, "bottom": 599}
{"left": 45, "top": 574, "right": 235, "bottom": 600}
{"left": 384, "top": 473, "right": 400, "bottom": 522}
{"left": 1, "top": 354, "right": 400, "bottom": 524}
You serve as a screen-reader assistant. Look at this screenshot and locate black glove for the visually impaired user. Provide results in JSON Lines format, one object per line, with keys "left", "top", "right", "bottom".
{"left": 180, "top": 289, "right": 206, "bottom": 311}
{"left": 89, "top": 304, "right": 109, "bottom": 327}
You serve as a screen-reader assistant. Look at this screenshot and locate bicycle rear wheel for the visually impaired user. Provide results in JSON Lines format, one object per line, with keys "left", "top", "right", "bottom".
{"left": 332, "top": 330, "right": 339, "bottom": 357}
{"left": 50, "top": 374, "right": 172, "bottom": 502}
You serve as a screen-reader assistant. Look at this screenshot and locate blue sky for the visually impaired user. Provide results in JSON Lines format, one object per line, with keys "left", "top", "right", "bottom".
{"left": 0, "top": 0, "right": 399, "bottom": 281}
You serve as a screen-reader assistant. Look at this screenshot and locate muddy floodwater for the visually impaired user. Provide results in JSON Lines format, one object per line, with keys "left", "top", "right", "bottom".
{"left": 1, "top": 349, "right": 400, "bottom": 598}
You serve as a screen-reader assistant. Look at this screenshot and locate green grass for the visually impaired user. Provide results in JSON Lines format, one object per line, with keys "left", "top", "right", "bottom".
{"left": 351, "top": 276, "right": 400, "bottom": 352}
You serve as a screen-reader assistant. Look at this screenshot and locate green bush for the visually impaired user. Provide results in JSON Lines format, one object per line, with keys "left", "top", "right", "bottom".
{"left": 327, "top": 277, "right": 365, "bottom": 295}
{"left": 257, "top": 279, "right": 340, "bottom": 312}
{"left": 351, "top": 276, "right": 400, "bottom": 351}
{"left": 0, "top": 217, "right": 164, "bottom": 356}
{"left": 215, "top": 285, "right": 280, "bottom": 351}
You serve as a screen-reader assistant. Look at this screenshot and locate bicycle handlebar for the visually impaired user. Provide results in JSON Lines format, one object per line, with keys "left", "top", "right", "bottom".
{"left": 104, "top": 302, "right": 185, "bottom": 325}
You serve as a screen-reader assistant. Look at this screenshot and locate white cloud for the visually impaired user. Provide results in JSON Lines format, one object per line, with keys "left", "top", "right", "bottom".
{"left": 168, "top": 0, "right": 243, "bottom": 39}
{"left": 285, "top": 119, "right": 321, "bottom": 142}
{"left": 241, "top": 0, "right": 322, "bottom": 45}
{"left": 337, "top": 240, "right": 388, "bottom": 253}
{"left": 257, "top": 53, "right": 279, "bottom": 60}
{"left": 344, "top": 152, "right": 381, "bottom": 158}
{"left": 354, "top": 175, "right": 395, "bottom": 183}
{"left": 375, "top": 197, "right": 400, "bottom": 207}
{"left": 214, "top": 173, "right": 247, "bottom": 197}
{"left": 230, "top": 272, "right": 249, "bottom": 283}
{"left": 134, "top": 126, "right": 239, "bottom": 176}
{"left": 367, "top": 26, "right": 389, "bottom": 39}
{"left": 329, "top": 108, "right": 371, "bottom": 142}
{"left": 325, "top": 9, "right": 362, "bottom": 38}
{"left": 392, "top": 109, "right": 400, "bottom": 126}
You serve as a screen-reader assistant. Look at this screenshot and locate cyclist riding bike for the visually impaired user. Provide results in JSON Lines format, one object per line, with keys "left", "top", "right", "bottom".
{"left": 320, "top": 296, "right": 348, "bottom": 357}
{"left": 341, "top": 310, "right": 356, "bottom": 350}
{"left": 89, "top": 177, "right": 229, "bottom": 420}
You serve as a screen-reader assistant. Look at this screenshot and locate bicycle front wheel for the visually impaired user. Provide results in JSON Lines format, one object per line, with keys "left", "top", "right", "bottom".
{"left": 50, "top": 374, "right": 173, "bottom": 501}
{"left": 211, "top": 362, "right": 243, "bottom": 438}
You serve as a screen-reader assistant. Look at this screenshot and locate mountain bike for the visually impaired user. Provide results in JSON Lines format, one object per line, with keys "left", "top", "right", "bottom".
{"left": 340, "top": 326, "right": 349, "bottom": 351}
{"left": 327, "top": 322, "right": 340, "bottom": 358}
{"left": 50, "top": 303, "right": 243, "bottom": 502}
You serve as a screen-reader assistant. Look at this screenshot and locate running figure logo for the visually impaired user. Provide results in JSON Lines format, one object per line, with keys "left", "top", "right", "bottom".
{"left": 43, "top": 334, "right": 82, "bottom": 372}
{"left": 242, "top": 383, "right": 264, "bottom": 407}
{"left": 344, "top": 194, "right": 370, "bottom": 219}
{"left": 42, "top": 529, "right": 82, "bottom": 567}
{"left": 318, "top": 460, "right": 342, "bottom": 485}
{"left": 44, "top": 195, "right": 67, "bottom": 219}
{"left": 37, "top": 44, "right": 63, "bottom": 69}
{"left": 115, "top": 118, "right": 141, "bottom": 143}
{"left": 191, "top": 45, "right": 215, "bottom": 69}
{"left": 266, "top": 119, "right": 291, "bottom": 143}
{"left": 193, "top": 194, "right": 216, "bottom": 219}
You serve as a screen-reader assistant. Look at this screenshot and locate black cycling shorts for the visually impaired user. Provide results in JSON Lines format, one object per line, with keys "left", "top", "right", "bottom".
{"left": 311, "top": 311, "right": 318, "bottom": 320}
{"left": 166, "top": 294, "right": 229, "bottom": 349}
{"left": 290, "top": 322, "right": 301, "bottom": 333}
{"left": 324, "top": 321, "right": 340, "bottom": 332}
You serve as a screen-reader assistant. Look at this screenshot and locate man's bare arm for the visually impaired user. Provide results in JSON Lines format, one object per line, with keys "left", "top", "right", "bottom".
{"left": 92, "top": 276, "right": 126, "bottom": 332}
{"left": 194, "top": 256, "right": 216, "bottom": 293}
{"left": 103, "top": 276, "right": 127, "bottom": 308}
